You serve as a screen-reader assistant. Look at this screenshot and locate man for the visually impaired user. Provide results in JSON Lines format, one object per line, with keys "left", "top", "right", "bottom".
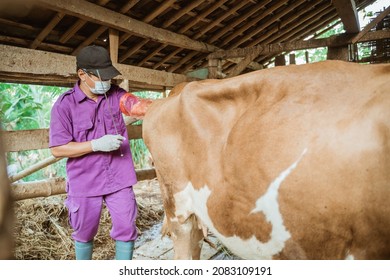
{"left": 49, "top": 45, "right": 138, "bottom": 260}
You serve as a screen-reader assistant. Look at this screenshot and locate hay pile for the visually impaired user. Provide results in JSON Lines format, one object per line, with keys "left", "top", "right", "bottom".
{"left": 13, "top": 179, "right": 164, "bottom": 260}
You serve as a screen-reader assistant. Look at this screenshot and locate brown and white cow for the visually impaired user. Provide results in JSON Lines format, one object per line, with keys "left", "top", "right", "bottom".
{"left": 142, "top": 60, "right": 390, "bottom": 260}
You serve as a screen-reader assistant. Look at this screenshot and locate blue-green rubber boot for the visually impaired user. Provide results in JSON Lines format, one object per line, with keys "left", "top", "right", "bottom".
{"left": 75, "top": 240, "right": 93, "bottom": 260}
{"left": 115, "top": 240, "right": 135, "bottom": 260}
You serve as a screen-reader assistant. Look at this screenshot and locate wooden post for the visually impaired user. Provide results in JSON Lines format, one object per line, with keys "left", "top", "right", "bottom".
{"left": 208, "top": 58, "right": 219, "bottom": 79}
{"left": 289, "top": 53, "right": 296, "bottom": 65}
{"left": 109, "top": 29, "right": 119, "bottom": 63}
{"left": 305, "top": 51, "right": 310, "bottom": 63}
{"left": 275, "top": 55, "right": 286, "bottom": 66}
{"left": 0, "top": 130, "right": 14, "bottom": 259}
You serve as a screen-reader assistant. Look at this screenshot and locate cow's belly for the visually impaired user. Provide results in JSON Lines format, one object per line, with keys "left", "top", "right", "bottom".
{"left": 174, "top": 148, "right": 310, "bottom": 259}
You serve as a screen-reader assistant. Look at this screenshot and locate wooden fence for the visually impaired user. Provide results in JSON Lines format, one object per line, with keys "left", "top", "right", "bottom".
{"left": 1, "top": 124, "right": 156, "bottom": 201}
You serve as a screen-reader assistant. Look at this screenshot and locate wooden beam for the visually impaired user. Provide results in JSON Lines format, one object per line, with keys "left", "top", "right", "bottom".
{"left": 59, "top": 0, "right": 111, "bottom": 43}
{"left": 351, "top": 5, "right": 390, "bottom": 44}
{"left": 208, "top": 30, "right": 390, "bottom": 60}
{"left": 222, "top": 1, "right": 288, "bottom": 48}
{"left": 30, "top": 12, "right": 65, "bottom": 49}
{"left": 11, "top": 169, "right": 157, "bottom": 201}
{"left": 208, "top": 0, "right": 273, "bottom": 44}
{"left": 226, "top": 50, "right": 262, "bottom": 78}
{"left": 11, "top": 177, "right": 66, "bottom": 201}
{"left": 192, "top": 1, "right": 248, "bottom": 41}
{"left": 0, "top": 45, "right": 191, "bottom": 88}
{"left": 332, "top": 0, "right": 360, "bottom": 33}
{"left": 9, "top": 156, "right": 62, "bottom": 183}
{"left": 177, "top": 0, "right": 229, "bottom": 34}
{"left": 1, "top": 124, "right": 143, "bottom": 152}
{"left": 35, "top": 0, "right": 219, "bottom": 53}
{"left": 109, "top": 29, "right": 119, "bottom": 63}
{"left": 72, "top": 1, "right": 139, "bottom": 55}
{"left": 162, "top": 0, "right": 207, "bottom": 28}
{"left": 143, "top": 0, "right": 176, "bottom": 23}
{"left": 0, "top": 131, "right": 13, "bottom": 260}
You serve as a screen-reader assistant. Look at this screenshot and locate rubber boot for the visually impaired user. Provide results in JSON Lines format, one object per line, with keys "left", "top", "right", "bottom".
{"left": 75, "top": 240, "right": 93, "bottom": 260}
{"left": 115, "top": 240, "right": 134, "bottom": 260}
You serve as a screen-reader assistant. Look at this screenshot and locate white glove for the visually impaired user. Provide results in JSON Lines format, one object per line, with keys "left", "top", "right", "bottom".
{"left": 91, "top": 135, "right": 125, "bottom": 152}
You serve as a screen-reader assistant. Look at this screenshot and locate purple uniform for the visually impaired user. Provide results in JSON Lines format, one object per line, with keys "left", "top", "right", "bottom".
{"left": 50, "top": 82, "right": 138, "bottom": 242}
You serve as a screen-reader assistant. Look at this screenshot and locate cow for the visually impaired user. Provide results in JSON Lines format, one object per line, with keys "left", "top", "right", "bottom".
{"left": 142, "top": 60, "right": 390, "bottom": 260}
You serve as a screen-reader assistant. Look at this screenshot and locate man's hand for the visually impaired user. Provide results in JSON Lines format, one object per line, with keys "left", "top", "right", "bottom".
{"left": 91, "top": 135, "right": 125, "bottom": 152}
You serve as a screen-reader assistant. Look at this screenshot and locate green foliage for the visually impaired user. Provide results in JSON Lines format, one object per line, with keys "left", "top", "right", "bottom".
{"left": 0, "top": 83, "right": 66, "bottom": 130}
{"left": 1, "top": 83, "right": 69, "bottom": 182}
{"left": 1, "top": 84, "right": 161, "bottom": 182}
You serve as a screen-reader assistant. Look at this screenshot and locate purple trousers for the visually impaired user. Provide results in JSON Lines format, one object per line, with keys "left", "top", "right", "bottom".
{"left": 65, "top": 187, "right": 138, "bottom": 242}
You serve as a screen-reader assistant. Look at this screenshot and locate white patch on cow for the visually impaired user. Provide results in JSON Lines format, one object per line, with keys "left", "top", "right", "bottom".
{"left": 173, "top": 149, "right": 307, "bottom": 259}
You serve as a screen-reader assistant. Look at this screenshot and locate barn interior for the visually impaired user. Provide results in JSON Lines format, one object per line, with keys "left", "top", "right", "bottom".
{"left": 0, "top": 0, "right": 389, "bottom": 260}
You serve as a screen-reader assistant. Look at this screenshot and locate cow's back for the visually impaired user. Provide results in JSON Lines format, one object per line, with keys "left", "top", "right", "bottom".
{"left": 143, "top": 60, "right": 390, "bottom": 259}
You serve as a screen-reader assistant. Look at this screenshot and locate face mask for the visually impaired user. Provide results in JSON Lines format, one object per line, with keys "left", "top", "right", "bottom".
{"left": 83, "top": 71, "right": 111, "bottom": 95}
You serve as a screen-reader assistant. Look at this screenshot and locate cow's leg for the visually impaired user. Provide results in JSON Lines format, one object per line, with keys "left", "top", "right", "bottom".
{"left": 163, "top": 214, "right": 204, "bottom": 259}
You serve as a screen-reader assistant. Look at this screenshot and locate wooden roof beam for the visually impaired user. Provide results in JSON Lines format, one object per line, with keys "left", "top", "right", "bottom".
{"left": 119, "top": 0, "right": 177, "bottom": 63}
{"left": 162, "top": 0, "right": 207, "bottom": 28}
{"left": 59, "top": 0, "right": 111, "bottom": 44}
{"left": 256, "top": 15, "right": 339, "bottom": 65}
{"left": 229, "top": 0, "right": 315, "bottom": 49}
{"left": 220, "top": 1, "right": 287, "bottom": 47}
{"left": 332, "top": 0, "right": 360, "bottom": 33}
{"left": 178, "top": 0, "right": 229, "bottom": 34}
{"left": 35, "top": 0, "right": 218, "bottom": 54}
{"left": 192, "top": 1, "right": 248, "bottom": 40}
{"left": 141, "top": 0, "right": 230, "bottom": 71}
{"left": 208, "top": 0, "right": 273, "bottom": 44}
{"left": 351, "top": 5, "right": 390, "bottom": 44}
{"left": 143, "top": 0, "right": 176, "bottom": 23}
{"left": 208, "top": 30, "right": 389, "bottom": 60}
{"left": 30, "top": 12, "right": 64, "bottom": 49}
{"left": 72, "top": 1, "right": 141, "bottom": 55}
{"left": 134, "top": 0, "right": 208, "bottom": 68}
{"left": 0, "top": 45, "right": 192, "bottom": 88}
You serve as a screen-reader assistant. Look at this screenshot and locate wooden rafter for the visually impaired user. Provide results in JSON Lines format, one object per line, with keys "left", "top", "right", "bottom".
{"left": 30, "top": 12, "right": 64, "bottom": 49}
{"left": 221, "top": 1, "right": 288, "bottom": 48}
{"left": 0, "top": 45, "right": 191, "bottom": 88}
{"left": 127, "top": 0, "right": 207, "bottom": 66}
{"left": 72, "top": 1, "right": 141, "bottom": 55}
{"left": 192, "top": 1, "right": 248, "bottom": 41}
{"left": 35, "top": 0, "right": 219, "bottom": 53}
{"left": 209, "top": 30, "right": 390, "bottom": 60}
{"left": 162, "top": 0, "right": 207, "bottom": 28}
{"left": 231, "top": 0, "right": 318, "bottom": 49}
{"left": 178, "top": 0, "right": 229, "bottom": 34}
{"left": 119, "top": 0, "right": 176, "bottom": 63}
{"left": 59, "top": 0, "right": 111, "bottom": 44}
{"left": 208, "top": 0, "right": 273, "bottom": 44}
{"left": 332, "top": 0, "right": 360, "bottom": 33}
{"left": 351, "top": 5, "right": 390, "bottom": 43}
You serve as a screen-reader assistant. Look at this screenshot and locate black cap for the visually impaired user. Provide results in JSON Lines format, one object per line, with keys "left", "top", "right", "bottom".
{"left": 76, "top": 45, "right": 121, "bottom": 80}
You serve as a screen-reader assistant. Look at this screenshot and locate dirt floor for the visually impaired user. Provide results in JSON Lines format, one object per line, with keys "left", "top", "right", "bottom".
{"left": 13, "top": 179, "right": 165, "bottom": 260}
{"left": 13, "top": 178, "right": 237, "bottom": 260}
